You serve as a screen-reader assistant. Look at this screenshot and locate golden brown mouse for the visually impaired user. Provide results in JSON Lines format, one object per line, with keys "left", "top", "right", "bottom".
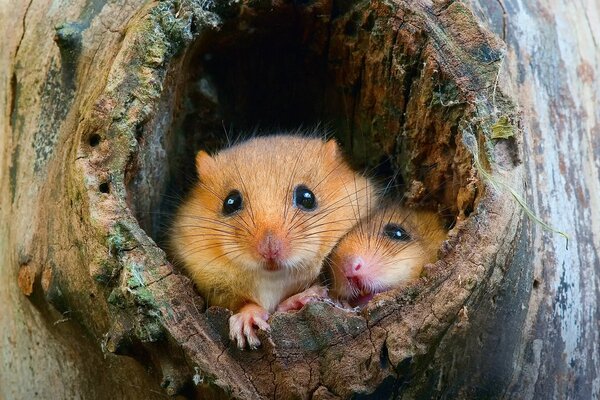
{"left": 171, "top": 134, "right": 376, "bottom": 348}
{"left": 328, "top": 203, "right": 447, "bottom": 307}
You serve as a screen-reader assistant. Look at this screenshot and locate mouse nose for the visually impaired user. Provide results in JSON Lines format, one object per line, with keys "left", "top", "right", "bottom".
{"left": 257, "top": 232, "right": 283, "bottom": 261}
{"left": 344, "top": 256, "right": 365, "bottom": 276}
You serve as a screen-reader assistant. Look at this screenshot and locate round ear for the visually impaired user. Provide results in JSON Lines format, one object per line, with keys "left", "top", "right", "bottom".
{"left": 195, "top": 150, "right": 216, "bottom": 179}
{"left": 323, "top": 139, "right": 341, "bottom": 163}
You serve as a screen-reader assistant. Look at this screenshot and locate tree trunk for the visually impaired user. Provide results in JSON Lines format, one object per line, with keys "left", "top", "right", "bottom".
{"left": 0, "top": 0, "right": 597, "bottom": 399}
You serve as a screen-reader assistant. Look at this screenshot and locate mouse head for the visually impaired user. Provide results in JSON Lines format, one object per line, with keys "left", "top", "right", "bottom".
{"left": 328, "top": 204, "right": 446, "bottom": 306}
{"left": 173, "top": 135, "right": 375, "bottom": 276}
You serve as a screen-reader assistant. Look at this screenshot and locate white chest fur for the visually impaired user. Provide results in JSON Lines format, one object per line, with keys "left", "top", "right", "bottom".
{"left": 252, "top": 269, "right": 315, "bottom": 312}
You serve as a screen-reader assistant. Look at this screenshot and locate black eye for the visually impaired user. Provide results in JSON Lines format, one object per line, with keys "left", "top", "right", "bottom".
{"left": 293, "top": 185, "right": 317, "bottom": 211}
{"left": 383, "top": 223, "right": 411, "bottom": 241}
{"left": 222, "top": 190, "right": 243, "bottom": 215}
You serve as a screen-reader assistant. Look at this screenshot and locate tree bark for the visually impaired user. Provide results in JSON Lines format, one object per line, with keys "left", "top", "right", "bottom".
{"left": 466, "top": 1, "right": 600, "bottom": 398}
{"left": 0, "top": 2, "right": 169, "bottom": 398}
{"left": 0, "top": 0, "right": 597, "bottom": 399}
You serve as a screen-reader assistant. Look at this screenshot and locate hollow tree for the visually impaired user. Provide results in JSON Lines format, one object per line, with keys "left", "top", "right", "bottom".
{"left": 1, "top": 0, "right": 598, "bottom": 399}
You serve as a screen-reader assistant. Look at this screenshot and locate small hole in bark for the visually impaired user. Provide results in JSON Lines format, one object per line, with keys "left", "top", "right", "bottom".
{"left": 190, "top": 16, "right": 198, "bottom": 35}
{"left": 89, "top": 133, "right": 101, "bottom": 147}
{"left": 396, "top": 357, "right": 413, "bottom": 375}
{"left": 135, "top": 123, "right": 144, "bottom": 141}
{"left": 533, "top": 279, "right": 540, "bottom": 289}
{"left": 463, "top": 204, "right": 474, "bottom": 217}
{"left": 364, "top": 13, "right": 375, "bottom": 31}
{"left": 379, "top": 341, "right": 390, "bottom": 368}
{"left": 99, "top": 182, "right": 110, "bottom": 194}
{"left": 344, "top": 20, "right": 357, "bottom": 36}
{"left": 365, "top": 355, "right": 374, "bottom": 370}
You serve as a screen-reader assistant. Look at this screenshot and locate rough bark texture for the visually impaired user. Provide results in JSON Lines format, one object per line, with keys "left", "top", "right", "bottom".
{"left": 0, "top": 1, "right": 597, "bottom": 400}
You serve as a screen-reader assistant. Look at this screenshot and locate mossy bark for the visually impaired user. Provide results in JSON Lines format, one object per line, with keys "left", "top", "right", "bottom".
{"left": 0, "top": 0, "right": 597, "bottom": 399}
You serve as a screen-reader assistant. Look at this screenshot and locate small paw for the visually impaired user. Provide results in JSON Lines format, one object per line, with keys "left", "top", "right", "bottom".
{"left": 229, "top": 304, "right": 270, "bottom": 350}
{"left": 276, "top": 285, "right": 328, "bottom": 312}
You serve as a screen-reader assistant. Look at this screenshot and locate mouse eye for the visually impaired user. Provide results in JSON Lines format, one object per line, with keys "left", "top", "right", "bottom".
{"left": 222, "top": 190, "right": 243, "bottom": 215}
{"left": 383, "top": 223, "right": 411, "bottom": 241}
{"left": 293, "top": 185, "right": 317, "bottom": 211}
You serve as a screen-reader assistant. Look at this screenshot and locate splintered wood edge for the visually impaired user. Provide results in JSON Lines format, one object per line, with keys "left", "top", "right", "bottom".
{"left": 73, "top": 0, "right": 522, "bottom": 398}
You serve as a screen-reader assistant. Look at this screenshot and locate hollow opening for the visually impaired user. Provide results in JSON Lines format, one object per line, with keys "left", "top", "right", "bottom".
{"left": 99, "top": 181, "right": 110, "bottom": 194}
{"left": 126, "top": 0, "right": 475, "bottom": 285}
{"left": 88, "top": 133, "right": 101, "bottom": 147}
{"left": 77, "top": 2, "right": 519, "bottom": 396}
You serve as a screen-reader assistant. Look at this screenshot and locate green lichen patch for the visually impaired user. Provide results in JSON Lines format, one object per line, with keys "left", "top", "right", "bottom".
{"left": 92, "top": 258, "right": 122, "bottom": 285}
{"left": 54, "top": 22, "right": 83, "bottom": 51}
{"left": 491, "top": 115, "right": 515, "bottom": 139}
{"left": 135, "top": 315, "right": 165, "bottom": 343}
{"left": 54, "top": 21, "right": 83, "bottom": 89}
{"left": 133, "top": 286, "right": 157, "bottom": 307}
{"left": 430, "top": 80, "right": 463, "bottom": 109}
{"left": 126, "top": 261, "right": 146, "bottom": 288}
{"left": 106, "top": 222, "right": 137, "bottom": 256}
{"left": 108, "top": 288, "right": 127, "bottom": 308}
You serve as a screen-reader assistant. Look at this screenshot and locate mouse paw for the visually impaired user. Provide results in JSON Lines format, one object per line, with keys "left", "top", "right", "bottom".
{"left": 229, "top": 303, "right": 270, "bottom": 350}
{"left": 277, "top": 285, "right": 328, "bottom": 312}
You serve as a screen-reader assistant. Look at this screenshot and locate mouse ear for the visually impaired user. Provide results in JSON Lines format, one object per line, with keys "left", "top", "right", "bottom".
{"left": 323, "top": 139, "right": 340, "bottom": 162}
{"left": 195, "top": 150, "right": 216, "bottom": 178}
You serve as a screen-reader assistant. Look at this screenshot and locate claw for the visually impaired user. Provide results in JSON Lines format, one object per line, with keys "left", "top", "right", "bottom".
{"left": 277, "top": 285, "right": 328, "bottom": 312}
{"left": 229, "top": 303, "right": 270, "bottom": 350}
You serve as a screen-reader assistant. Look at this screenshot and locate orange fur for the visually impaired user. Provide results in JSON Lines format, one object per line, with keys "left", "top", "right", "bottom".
{"left": 171, "top": 135, "right": 377, "bottom": 313}
{"left": 328, "top": 204, "right": 447, "bottom": 302}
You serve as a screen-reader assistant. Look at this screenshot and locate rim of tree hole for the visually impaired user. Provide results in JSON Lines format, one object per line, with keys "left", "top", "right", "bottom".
{"left": 72, "top": 0, "right": 522, "bottom": 397}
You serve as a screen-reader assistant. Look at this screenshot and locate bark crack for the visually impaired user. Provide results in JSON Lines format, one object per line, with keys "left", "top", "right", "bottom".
{"left": 9, "top": 0, "right": 34, "bottom": 131}
{"left": 216, "top": 344, "right": 228, "bottom": 363}
{"left": 14, "top": 0, "right": 34, "bottom": 60}
{"left": 269, "top": 356, "right": 277, "bottom": 400}
{"left": 144, "top": 268, "right": 173, "bottom": 287}
{"left": 238, "top": 356, "right": 264, "bottom": 398}
{"left": 583, "top": 10, "right": 599, "bottom": 49}
{"left": 9, "top": 73, "right": 17, "bottom": 129}
{"left": 386, "top": 20, "right": 403, "bottom": 81}
{"left": 495, "top": 0, "right": 508, "bottom": 41}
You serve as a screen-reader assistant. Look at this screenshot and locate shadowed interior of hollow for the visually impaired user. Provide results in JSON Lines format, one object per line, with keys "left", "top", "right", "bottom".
{"left": 126, "top": 0, "right": 471, "bottom": 250}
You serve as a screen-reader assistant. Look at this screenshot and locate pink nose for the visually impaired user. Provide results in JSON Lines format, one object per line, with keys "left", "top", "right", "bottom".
{"left": 344, "top": 256, "right": 365, "bottom": 276}
{"left": 258, "top": 233, "right": 283, "bottom": 261}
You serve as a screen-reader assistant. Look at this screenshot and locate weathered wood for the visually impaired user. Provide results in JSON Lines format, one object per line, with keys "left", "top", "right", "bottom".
{"left": 1, "top": 1, "right": 168, "bottom": 398}
{"left": 468, "top": 1, "right": 600, "bottom": 398}
{"left": 0, "top": 0, "right": 597, "bottom": 399}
